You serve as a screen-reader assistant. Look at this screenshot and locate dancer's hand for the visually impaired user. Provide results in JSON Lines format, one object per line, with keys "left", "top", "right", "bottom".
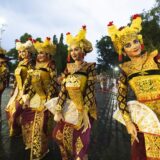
{"left": 54, "top": 112, "right": 64, "bottom": 122}
{"left": 126, "top": 121, "right": 139, "bottom": 143}
{"left": 82, "top": 110, "right": 91, "bottom": 133}
{"left": 23, "top": 99, "right": 30, "bottom": 108}
{"left": 10, "top": 89, "right": 14, "bottom": 97}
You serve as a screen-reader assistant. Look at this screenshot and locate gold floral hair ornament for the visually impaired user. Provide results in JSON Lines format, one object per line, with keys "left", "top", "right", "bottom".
{"left": 33, "top": 37, "right": 56, "bottom": 55}
{"left": 15, "top": 38, "right": 36, "bottom": 53}
{"left": 107, "top": 14, "right": 143, "bottom": 61}
{"left": 66, "top": 25, "right": 93, "bottom": 55}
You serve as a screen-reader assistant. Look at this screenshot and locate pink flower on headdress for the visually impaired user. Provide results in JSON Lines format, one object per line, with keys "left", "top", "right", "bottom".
{"left": 46, "top": 37, "right": 51, "bottom": 41}
{"left": 141, "top": 44, "right": 144, "bottom": 50}
{"left": 32, "top": 39, "right": 36, "bottom": 43}
{"left": 82, "top": 25, "right": 86, "bottom": 30}
{"left": 107, "top": 21, "right": 113, "bottom": 26}
{"left": 118, "top": 54, "right": 122, "bottom": 62}
{"left": 132, "top": 14, "right": 141, "bottom": 19}
{"left": 15, "top": 39, "right": 20, "bottom": 42}
{"left": 66, "top": 32, "right": 70, "bottom": 35}
{"left": 28, "top": 37, "right": 33, "bottom": 42}
{"left": 67, "top": 53, "right": 71, "bottom": 62}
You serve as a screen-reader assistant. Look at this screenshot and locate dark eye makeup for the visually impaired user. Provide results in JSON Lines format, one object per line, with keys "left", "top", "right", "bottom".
{"left": 124, "top": 39, "right": 139, "bottom": 48}
{"left": 133, "top": 39, "right": 139, "bottom": 44}
{"left": 124, "top": 43, "right": 131, "bottom": 48}
{"left": 70, "top": 47, "right": 80, "bottom": 52}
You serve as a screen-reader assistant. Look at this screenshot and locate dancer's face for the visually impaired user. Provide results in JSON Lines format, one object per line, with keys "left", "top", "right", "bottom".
{"left": 123, "top": 38, "right": 141, "bottom": 58}
{"left": 37, "top": 52, "right": 49, "bottom": 62}
{"left": 70, "top": 43, "right": 84, "bottom": 61}
{"left": 18, "top": 49, "right": 29, "bottom": 60}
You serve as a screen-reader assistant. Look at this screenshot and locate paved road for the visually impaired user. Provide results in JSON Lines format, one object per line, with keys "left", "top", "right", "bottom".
{"left": 0, "top": 85, "right": 130, "bottom": 160}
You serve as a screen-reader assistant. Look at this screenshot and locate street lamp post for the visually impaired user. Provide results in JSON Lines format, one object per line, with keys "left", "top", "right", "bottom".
{"left": 0, "top": 17, "right": 6, "bottom": 48}
{"left": 0, "top": 24, "right": 6, "bottom": 47}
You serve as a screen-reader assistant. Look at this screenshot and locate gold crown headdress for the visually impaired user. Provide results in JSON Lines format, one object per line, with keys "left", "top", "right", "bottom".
{"left": 66, "top": 25, "right": 93, "bottom": 55}
{"left": 33, "top": 37, "right": 56, "bottom": 55}
{"left": 107, "top": 14, "right": 143, "bottom": 61}
{"left": 15, "top": 38, "right": 35, "bottom": 53}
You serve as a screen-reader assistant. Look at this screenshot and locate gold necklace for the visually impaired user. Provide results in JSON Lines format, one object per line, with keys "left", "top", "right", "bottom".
{"left": 72, "top": 61, "right": 86, "bottom": 74}
{"left": 130, "top": 53, "right": 148, "bottom": 72}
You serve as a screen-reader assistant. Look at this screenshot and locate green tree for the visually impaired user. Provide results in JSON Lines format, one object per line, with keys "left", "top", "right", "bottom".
{"left": 96, "top": 36, "right": 118, "bottom": 73}
{"left": 141, "top": 0, "right": 160, "bottom": 52}
{"left": 20, "top": 33, "right": 32, "bottom": 42}
{"left": 35, "top": 37, "right": 42, "bottom": 42}
{"left": 53, "top": 35, "right": 58, "bottom": 45}
{"left": 6, "top": 48, "right": 18, "bottom": 72}
{"left": 6, "top": 48, "right": 18, "bottom": 60}
{"left": 53, "top": 33, "right": 68, "bottom": 75}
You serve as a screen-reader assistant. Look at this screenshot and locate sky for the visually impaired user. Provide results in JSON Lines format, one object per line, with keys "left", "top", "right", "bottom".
{"left": 0, "top": 0, "right": 156, "bottom": 62}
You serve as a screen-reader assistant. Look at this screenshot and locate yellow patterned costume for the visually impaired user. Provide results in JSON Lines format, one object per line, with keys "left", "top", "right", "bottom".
{"left": 21, "top": 37, "right": 57, "bottom": 160}
{"left": 118, "top": 50, "right": 160, "bottom": 159}
{"left": 57, "top": 62, "right": 97, "bottom": 121}
{"left": 108, "top": 15, "right": 160, "bottom": 159}
{"left": 53, "top": 26, "right": 97, "bottom": 160}
{"left": 6, "top": 40, "right": 34, "bottom": 136}
{"left": 53, "top": 62, "right": 97, "bottom": 160}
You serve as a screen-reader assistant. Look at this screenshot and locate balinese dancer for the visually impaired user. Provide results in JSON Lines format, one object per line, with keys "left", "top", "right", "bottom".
{"left": 108, "top": 14, "right": 160, "bottom": 159}
{"left": 5, "top": 39, "right": 34, "bottom": 136}
{"left": 52, "top": 26, "right": 97, "bottom": 160}
{"left": 0, "top": 47, "right": 9, "bottom": 121}
{"left": 21, "top": 37, "right": 57, "bottom": 160}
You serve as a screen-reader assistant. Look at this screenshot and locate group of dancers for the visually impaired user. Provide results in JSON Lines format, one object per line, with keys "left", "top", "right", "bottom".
{"left": 0, "top": 14, "right": 159, "bottom": 160}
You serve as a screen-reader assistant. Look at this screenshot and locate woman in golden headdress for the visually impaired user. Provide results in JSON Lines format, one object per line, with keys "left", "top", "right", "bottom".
{"left": 21, "top": 37, "right": 57, "bottom": 160}
{"left": 108, "top": 14, "right": 160, "bottom": 159}
{"left": 0, "top": 47, "right": 9, "bottom": 121}
{"left": 5, "top": 39, "right": 34, "bottom": 136}
{"left": 52, "top": 26, "right": 97, "bottom": 160}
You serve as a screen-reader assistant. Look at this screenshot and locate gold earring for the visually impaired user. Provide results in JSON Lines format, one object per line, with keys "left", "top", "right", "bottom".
{"left": 123, "top": 52, "right": 126, "bottom": 56}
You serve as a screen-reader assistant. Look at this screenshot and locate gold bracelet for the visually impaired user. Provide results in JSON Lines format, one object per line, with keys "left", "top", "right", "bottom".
{"left": 55, "top": 104, "right": 62, "bottom": 112}
{"left": 84, "top": 105, "right": 89, "bottom": 112}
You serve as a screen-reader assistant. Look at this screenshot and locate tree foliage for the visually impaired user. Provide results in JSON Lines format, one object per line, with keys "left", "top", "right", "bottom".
{"left": 53, "top": 33, "right": 68, "bottom": 75}
{"left": 35, "top": 37, "right": 42, "bottom": 42}
{"left": 6, "top": 48, "right": 18, "bottom": 60}
{"left": 6, "top": 48, "right": 18, "bottom": 72}
{"left": 141, "top": 0, "right": 160, "bottom": 52}
{"left": 19, "top": 33, "right": 32, "bottom": 42}
{"left": 96, "top": 36, "right": 118, "bottom": 73}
